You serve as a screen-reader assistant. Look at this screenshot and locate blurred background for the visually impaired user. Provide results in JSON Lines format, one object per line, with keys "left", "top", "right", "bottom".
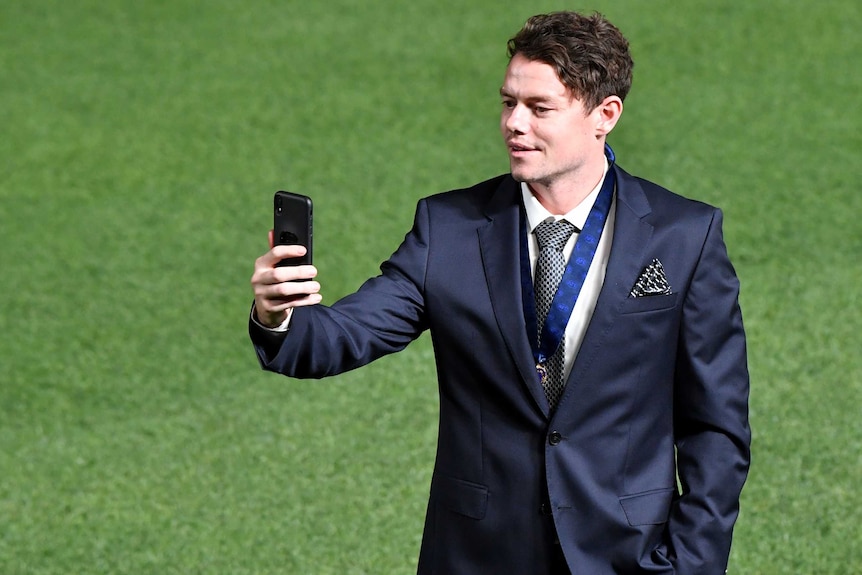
{"left": 1, "top": 0, "right": 859, "bottom": 572}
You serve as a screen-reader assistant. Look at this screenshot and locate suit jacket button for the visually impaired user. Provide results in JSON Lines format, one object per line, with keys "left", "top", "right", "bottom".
{"left": 548, "top": 431, "right": 563, "bottom": 446}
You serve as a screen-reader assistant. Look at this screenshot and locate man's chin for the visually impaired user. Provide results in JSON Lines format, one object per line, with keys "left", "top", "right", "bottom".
{"left": 511, "top": 171, "right": 539, "bottom": 184}
{"left": 509, "top": 167, "right": 532, "bottom": 183}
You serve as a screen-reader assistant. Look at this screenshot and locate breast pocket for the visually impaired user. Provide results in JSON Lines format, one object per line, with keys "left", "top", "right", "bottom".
{"left": 619, "top": 293, "right": 679, "bottom": 315}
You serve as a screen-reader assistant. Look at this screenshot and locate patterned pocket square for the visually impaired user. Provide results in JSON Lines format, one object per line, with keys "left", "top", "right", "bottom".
{"left": 629, "top": 258, "right": 672, "bottom": 297}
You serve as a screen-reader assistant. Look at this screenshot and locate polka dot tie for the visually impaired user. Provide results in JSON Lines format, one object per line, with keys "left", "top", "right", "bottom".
{"left": 534, "top": 219, "right": 578, "bottom": 409}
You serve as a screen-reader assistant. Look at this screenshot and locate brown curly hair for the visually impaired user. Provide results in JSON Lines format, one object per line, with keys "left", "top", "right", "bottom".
{"left": 507, "top": 12, "right": 634, "bottom": 111}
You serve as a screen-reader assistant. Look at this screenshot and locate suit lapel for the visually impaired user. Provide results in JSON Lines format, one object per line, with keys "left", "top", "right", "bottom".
{"left": 477, "top": 177, "right": 550, "bottom": 415}
{"left": 566, "top": 166, "right": 655, "bottom": 390}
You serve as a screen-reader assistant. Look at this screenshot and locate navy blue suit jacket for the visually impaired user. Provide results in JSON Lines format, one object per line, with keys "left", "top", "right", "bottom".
{"left": 251, "top": 164, "right": 751, "bottom": 574}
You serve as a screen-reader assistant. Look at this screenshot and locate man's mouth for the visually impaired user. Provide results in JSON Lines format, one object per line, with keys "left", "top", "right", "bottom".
{"left": 508, "top": 142, "right": 537, "bottom": 154}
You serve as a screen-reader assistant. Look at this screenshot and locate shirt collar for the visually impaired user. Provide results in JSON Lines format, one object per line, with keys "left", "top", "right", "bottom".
{"left": 521, "top": 160, "right": 610, "bottom": 233}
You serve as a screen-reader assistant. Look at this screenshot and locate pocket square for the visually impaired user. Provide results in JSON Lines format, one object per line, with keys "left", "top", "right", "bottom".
{"left": 629, "top": 258, "right": 672, "bottom": 297}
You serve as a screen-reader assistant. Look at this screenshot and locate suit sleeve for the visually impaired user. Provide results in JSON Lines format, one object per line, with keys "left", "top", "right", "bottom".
{"left": 249, "top": 199, "right": 431, "bottom": 378}
{"left": 667, "top": 208, "right": 751, "bottom": 573}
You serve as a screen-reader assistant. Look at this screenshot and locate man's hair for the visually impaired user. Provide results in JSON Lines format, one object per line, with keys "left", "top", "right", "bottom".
{"left": 507, "top": 11, "right": 634, "bottom": 111}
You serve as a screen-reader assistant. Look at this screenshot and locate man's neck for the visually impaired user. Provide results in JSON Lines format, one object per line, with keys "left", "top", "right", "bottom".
{"left": 528, "top": 160, "right": 608, "bottom": 216}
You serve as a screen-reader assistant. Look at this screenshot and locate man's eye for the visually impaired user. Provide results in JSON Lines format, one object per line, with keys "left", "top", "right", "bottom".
{"left": 502, "top": 100, "right": 515, "bottom": 108}
{"left": 535, "top": 106, "right": 550, "bottom": 114}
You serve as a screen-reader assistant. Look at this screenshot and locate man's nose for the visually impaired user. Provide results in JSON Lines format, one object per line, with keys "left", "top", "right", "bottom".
{"left": 505, "top": 104, "right": 528, "bottom": 134}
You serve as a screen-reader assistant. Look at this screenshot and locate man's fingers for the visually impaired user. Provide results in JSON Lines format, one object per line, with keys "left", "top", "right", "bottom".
{"left": 268, "top": 244, "right": 308, "bottom": 265}
{"left": 267, "top": 279, "right": 321, "bottom": 299}
{"left": 250, "top": 239, "right": 321, "bottom": 327}
{"left": 271, "top": 264, "right": 318, "bottom": 284}
{"left": 252, "top": 251, "right": 317, "bottom": 284}
{"left": 253, "top": 276, "right": 320, "bottom": 300}
{"left": 253, "top": 280, "right": 322, "bottom": 326}
{"left": 268, "top": 292, "right": 323, "bottom": 309}
{"left": 256, "top": 244, "right": 308, "bottom": 269}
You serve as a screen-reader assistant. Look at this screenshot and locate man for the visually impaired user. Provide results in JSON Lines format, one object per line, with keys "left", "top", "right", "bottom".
{"left": 250, "top": 11, "right": 750, "bottom": 575}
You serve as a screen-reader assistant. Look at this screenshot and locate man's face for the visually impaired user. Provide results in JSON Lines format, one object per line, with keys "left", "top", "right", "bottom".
{"left": 500, "top": 53, "right": 604, "bottom": 191}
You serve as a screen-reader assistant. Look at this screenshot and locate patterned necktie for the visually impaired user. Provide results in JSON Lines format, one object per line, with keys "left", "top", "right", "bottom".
{"left": 534, "top": 219, "right": 578, "bottom": 409}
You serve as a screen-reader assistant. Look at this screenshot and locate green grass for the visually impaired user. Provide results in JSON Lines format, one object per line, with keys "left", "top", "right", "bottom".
{"left": 2, "top": 0, "right": 860, "bottom": 573}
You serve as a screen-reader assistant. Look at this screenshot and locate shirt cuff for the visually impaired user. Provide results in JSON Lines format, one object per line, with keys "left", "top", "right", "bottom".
{"left": 250, "top": 305, "right": 293, "bottom": 332}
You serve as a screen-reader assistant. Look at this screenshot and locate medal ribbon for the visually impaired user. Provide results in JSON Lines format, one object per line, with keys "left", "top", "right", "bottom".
{"left": 519, "top": 144, "right": 617, "bottom": 374}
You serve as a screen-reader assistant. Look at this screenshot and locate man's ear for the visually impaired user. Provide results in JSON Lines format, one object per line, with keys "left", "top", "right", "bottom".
{"left": 594, "top": 95, "right": 623, "bottom": 137}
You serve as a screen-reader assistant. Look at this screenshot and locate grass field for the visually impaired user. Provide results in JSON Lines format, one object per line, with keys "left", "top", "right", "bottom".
{"left": 2, "top": 0, "right": 860, "bottom": 573}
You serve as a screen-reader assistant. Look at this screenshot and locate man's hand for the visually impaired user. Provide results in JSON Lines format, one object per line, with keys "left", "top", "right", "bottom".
{"left": 250, "top": 231, "right": 322, "bottom": 328}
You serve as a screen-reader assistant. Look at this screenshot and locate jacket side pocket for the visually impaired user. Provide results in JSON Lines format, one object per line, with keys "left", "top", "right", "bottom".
{"left": 619, "top": 488, "right": 675, "bottom": 526}
{"left": 432, "top": 474, "right": 489, "bottom": 520}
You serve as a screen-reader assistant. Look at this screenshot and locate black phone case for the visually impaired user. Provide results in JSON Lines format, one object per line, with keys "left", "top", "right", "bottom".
{"left": 274, "top": 191, "right": 313, "bottom": 267}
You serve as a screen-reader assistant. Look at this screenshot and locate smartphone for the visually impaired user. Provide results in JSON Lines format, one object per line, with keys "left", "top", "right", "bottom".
{"left": 273, "top": 191, "right": 313, "bottom": 267}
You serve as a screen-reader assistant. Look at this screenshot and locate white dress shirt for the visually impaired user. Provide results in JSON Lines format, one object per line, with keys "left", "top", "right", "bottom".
{"left": 520, "top": 163, "right": 616, "bottom": 382}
